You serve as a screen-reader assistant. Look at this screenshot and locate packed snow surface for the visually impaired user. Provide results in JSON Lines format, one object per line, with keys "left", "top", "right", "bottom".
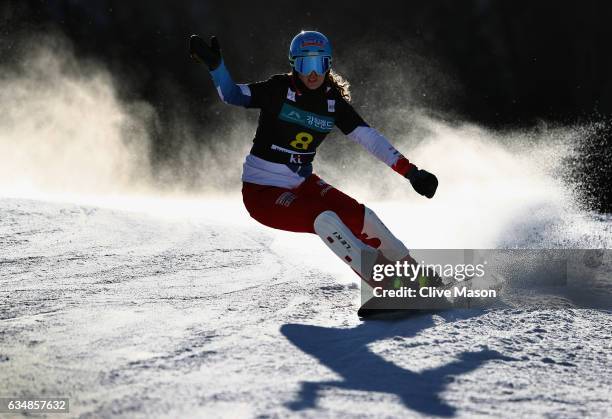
{"left": 1, "top": 196, "right": 610, "bottom": 418}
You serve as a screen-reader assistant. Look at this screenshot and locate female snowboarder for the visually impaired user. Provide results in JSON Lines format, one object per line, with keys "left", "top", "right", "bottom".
{"left": 189, "top": 31, "right": 438, "bottom": 285}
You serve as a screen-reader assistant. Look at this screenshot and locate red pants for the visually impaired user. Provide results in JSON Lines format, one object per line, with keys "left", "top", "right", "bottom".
{"left": 242, "top": 174, "right": 368, "bottom": 239}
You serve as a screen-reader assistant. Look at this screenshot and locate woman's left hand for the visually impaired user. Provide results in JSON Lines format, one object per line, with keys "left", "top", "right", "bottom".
{"left": 405, "top": 166, "right": 438, "bottom": 198}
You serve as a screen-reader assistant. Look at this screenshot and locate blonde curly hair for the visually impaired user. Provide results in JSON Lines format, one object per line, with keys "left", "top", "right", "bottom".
{"left": 327, "top": 69, "right": 351, "bottom": 102}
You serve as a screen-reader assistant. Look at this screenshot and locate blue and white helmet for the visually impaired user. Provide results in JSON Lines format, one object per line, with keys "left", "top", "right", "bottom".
{"left": 289, "top": 31, "right": 332, "bottom": 75}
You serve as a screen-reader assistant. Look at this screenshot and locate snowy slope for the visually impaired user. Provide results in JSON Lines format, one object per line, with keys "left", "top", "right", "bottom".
{"left": 1, "top": 197, "right": 610, "bottom": 418}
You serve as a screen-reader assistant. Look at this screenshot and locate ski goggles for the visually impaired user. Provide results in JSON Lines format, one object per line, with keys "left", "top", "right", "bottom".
{"left": 293, "top": 55, "right": 331, "bottom": 75}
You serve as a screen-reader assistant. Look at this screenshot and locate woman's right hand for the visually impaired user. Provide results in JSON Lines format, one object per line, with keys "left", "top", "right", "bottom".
{"left": 189, "top": 35, "right": 222, "bottom": 71}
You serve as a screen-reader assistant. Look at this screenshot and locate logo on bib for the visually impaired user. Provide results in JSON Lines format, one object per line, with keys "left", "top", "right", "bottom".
{"left": 289, "top": 154, "right": 303, "bottom": 164}
{"left": 327, "top": 100, "right": 335, "bottom": 112}
{"left": 287, "top": 89, "right": 296, "bottom": 102}
{"left": 279, "top": 103, "right": 334, "bottom": 133}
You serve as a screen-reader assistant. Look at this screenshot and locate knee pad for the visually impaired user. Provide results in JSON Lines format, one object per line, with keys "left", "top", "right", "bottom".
{"left": 314, "top": 210, "right": 379, "bottom": 279}
{"left": 362, "top": 207, "right": 409, "bottom": 261}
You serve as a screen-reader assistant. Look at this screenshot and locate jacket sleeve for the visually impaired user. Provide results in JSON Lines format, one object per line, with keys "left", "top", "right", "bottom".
{"left": 209, "top": 60, "right": 252, "bottom": 107}
{"left": 336, "top": 98, "right": 415, "bottom": 176}
{"left": 209, "top": 61, "right": 278, "bottom": 109}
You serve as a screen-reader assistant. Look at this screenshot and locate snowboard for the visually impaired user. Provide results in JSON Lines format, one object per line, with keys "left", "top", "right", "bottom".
{"left": 358, "top": 279, "right": 475, "bottom": 320}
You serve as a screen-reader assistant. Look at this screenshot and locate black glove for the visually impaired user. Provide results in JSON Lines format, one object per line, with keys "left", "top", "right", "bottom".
{"left": 405, "top": 166, "right": 438, "bottom": 198}
{"left": 189, "top": 34, "right": 222, "bottom": 70}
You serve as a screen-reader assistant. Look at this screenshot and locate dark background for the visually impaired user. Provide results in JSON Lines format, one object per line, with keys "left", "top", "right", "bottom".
{"left": 2, "top": 0, "right": 611, "bottom": 211}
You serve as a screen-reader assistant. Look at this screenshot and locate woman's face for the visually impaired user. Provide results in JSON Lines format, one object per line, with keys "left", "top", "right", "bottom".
{"left": 298, "top": 71, "right": 326, "bottom": 90}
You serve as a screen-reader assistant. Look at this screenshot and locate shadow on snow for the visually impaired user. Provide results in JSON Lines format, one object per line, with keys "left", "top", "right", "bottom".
{"left": 281, "top": 310, "right": 513, "bottom": 417}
